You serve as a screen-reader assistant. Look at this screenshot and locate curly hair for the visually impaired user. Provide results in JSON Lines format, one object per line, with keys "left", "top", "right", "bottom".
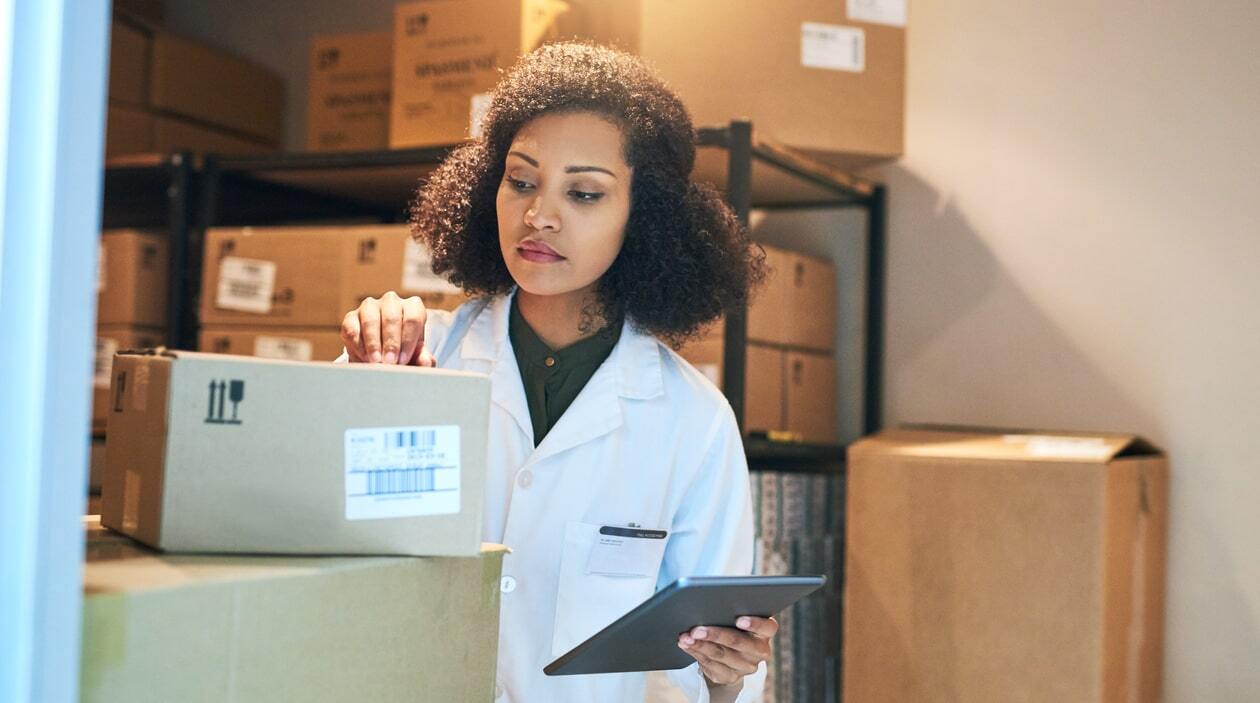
{"left": 411, "top": 41, "right": 765, "bottom": 347}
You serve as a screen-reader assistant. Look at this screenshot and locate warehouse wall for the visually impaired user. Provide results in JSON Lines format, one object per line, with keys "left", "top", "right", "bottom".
{"left": 873, "top": 2, "right": 1260, "bottom": 700}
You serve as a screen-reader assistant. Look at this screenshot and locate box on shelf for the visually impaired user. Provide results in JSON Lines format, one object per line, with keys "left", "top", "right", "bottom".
{"left": 81, "top": 517, "right": 507, "bottom": 702}
{"left": 93, "top": 324, "right": 165, "bottom": 434}
{"left": 563, "top": 0, "right": 905, "bottom": 169}
{"left": 109, "top": 20, "right": 149, "bottom": 106}
{"left": 676, "top": 332, "right": 784, "bottom": 435}
{"left": 101, "top": 350, "right": 491, "bottom": 556}
{"left": 199, "top": 326, "right": 346, "bottom": 363}
{"left": 845, "top": 427, "right": 1167, "bottom": 702}
{"left": 150, "top": 31, "right": 284, "bottom": 145}
{"left": 153, "top": 113, "right": 278, "bottom": 155}
{"left": 708, "top": 244, "right": 835, "bottom": 351}
{"left": 390, "top": 0, "right": 572, "bottom": 148}
{"left": 97, "top": 229, "right": 168, "bottom": 326}
{"left": 199, "top": 225, "right": 468, "bottom": 328}
{"left": 105, "top": 103, "right": 155, "bottom": 157}
{"left": 308, "top": 31, "right": 392, "bottom": 152}
{"left": 784, "top": 350, "right": 835, "bottom": 443}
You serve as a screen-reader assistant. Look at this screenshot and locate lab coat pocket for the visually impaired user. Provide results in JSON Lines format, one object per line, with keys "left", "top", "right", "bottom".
{"left": 551, "top": 521, "right": 667, "bottom": 657}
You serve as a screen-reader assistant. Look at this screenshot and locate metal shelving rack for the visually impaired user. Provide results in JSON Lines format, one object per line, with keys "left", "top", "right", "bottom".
{"left": 101, "top": 152, "right": 198, "bottom": 350}
{"left": 191, "top": 120, "right": 885, "bottom": 470}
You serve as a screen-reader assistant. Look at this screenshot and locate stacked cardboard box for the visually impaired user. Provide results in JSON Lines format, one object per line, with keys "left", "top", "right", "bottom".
{"left": 308, "top": 32, "right": 393, "bottom": 152}
{"left": 93, "top": 230, "right": 169, "bottom": 448}
{"left": 380, "top": 0, "right": 903, "bottom": 165}
{"left": 199, "top": 225, "right": 468, "bottom": 362}
{"left": 677, "top": 244, "right": 837, "bottom": 443}
{"left": 106, "top": 15, "right": 282, "bottom": 158}
{"left": 844, "top": 428, "right": 1168, "bottom": 702}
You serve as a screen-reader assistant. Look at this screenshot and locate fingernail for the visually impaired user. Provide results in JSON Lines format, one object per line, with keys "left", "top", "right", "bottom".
{"left": 678, "top": 641, "right": 689, "bottom": 650}
{"left": 693, "top": 628, "right": 707, "bottom": 639}
{"left": 384, "top": 351, "right": 397, "bottom": 364}
{"left": 681, "top": 636, "right": 694, "bottom": 646}
{"left": 371, "top": 351, "right": 382, "bottom": 363}
{"left": 738, "top": 617, "right": 751, "bottom": 629}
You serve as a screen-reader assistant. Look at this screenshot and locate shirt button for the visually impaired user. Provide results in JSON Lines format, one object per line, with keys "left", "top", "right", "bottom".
{"left": 500, "top": 575, "right": 517, "bottom": 593}
{"left": 544, "top": 356, "right": 556, "bottom": 367}
{"left": 517, "top": 470, "right": 533, "bottom": 488}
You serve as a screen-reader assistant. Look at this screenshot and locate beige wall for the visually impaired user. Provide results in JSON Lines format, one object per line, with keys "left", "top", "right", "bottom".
{"left": 874, "top": 2, "right": 1260, "bottom": 699}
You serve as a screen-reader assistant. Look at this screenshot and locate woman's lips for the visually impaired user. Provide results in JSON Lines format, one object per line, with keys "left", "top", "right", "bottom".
{"left": 518, "top": 240, "right": 565, "bottom": 264}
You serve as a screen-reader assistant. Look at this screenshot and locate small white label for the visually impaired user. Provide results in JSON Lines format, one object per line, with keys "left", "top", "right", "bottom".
{"left": 469, "top": 92, "right": 493, "bottom": 140}
{"left": 345, "top": 426, "right": 461, "bottom": 520}
{"left": 847, "top": 0, "right": 907, "bottom": 27}
{"left": 586, "top": 531, "right": 667, "bottom": 577}
{"left": 94, "top": 337, "right": 119, "bottom": 388}
{"left": 97, "top": 242, "right": 106, "bottom": 293}
{"left": 801, "top": 23, "right": 865, "bottom": 73}
{"left": 216, "top": 256, "right": 277, "bottom": 314}
{"left": 253, "top": 335, "right": 313, "bottom": 361}
{"left": 402, "top": 239, "right": 463, "bottom": 294}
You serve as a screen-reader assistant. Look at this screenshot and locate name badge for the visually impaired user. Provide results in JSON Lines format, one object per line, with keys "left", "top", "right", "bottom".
{"left": 586, "top": 525, "right": 668, "bottom": 577}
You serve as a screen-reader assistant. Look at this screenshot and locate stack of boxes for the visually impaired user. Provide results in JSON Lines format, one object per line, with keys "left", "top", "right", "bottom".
{"left": 106, "top": 12, "right": 283, "bottom": 158}
{"left": 198, "top": 225, "right": 467, "bottom": 362}
{"left": 678, "top": 244, "right": 838, "bottom": 444}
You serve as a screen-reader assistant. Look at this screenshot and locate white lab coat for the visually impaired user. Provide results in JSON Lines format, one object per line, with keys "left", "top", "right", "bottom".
{"left": 341, "top": 290, "right": 764, "bottom": 702}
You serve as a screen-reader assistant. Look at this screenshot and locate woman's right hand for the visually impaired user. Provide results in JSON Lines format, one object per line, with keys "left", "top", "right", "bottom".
{"left": 340, "top": 291, "right": 436, "bottom": 366}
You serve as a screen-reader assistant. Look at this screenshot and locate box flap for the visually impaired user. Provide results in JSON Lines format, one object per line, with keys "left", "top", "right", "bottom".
{"left": 850, "top": 425, "right": 1162, "bottom": 463}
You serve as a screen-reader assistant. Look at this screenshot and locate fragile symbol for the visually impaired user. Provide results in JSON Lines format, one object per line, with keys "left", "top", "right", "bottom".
{"left": 205, "top": 379, "right": 245, "bottom": 425}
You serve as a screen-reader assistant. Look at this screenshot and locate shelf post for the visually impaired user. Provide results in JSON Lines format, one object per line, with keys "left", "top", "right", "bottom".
{"left": 723, "top": 120, "right": 753, "bottom": 431}
{"left": 863, "top": 185, "right": 887, "bottom": 436}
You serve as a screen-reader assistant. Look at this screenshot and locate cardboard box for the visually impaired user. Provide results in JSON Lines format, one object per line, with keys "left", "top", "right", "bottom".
{"left": 93, "top": 324, "right": 166, "bottom": 433}
{"left": 712, "top": 245, "right": 835, "bottom": 351}
{"left": 199, "top": 326, "right": 346, "bottom": 363}
{"left": 109, "top": 20, "right": 149, "bottom": 106}
{"left": 200, "top": 225, "right": 468, "bottom": 327}
{"left": 105, "top": 103, "right": 155, "bottom": 158}
{"left": 784, "top": 350, "right": 835, "bottom": 443}
{"left": 89, "top": 436, "right": 107, "bottom": 496}
{"left": 308, "top": 31, "right": 392, "bottom": 152}
{"left": 81, "top": 517, "right": 506, "bottom": 702}
{"left": 153, "top": 112, "right": 277, "bottom": 155}
{"left": 150, "top": 32, "right": 284, "bottom": 144}
{"left": 390, "top": 0, "right": 571, "bottom": 148}
{"left": 676, "top": 333, "right": 785, "bottom": 434}
{"left": 844, "top": 428, "right": 1168, "bottom": 702}
{"left": 565, "top": 0, "right": 905, "bottom": 169}
{"left": 101, "top": 350, "right": 491, "bottom": 556}
{"left": 97, "top": 229, "right": 168, "bottom": 326}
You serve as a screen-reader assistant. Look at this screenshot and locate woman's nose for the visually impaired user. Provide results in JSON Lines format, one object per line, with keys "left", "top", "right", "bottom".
{"left": 524, "top": 196, "right": 561, "bottom": 232}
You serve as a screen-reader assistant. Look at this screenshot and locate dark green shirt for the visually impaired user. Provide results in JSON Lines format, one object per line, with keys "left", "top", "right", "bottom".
{"left": 509, "top": 297, "right": 621, "bottom": 446}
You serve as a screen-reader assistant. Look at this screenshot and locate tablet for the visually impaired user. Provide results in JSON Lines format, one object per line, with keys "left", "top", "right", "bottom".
{"left": 543, "top": 574, "right": 826, "bottom": 676}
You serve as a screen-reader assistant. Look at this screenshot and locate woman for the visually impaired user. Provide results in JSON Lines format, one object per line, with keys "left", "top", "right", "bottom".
{"left": 340, "top": 42, "right": 772, "bottom": 702}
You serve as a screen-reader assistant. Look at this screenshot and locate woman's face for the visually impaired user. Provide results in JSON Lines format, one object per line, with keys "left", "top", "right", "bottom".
{"left": 496, "top": 111, "right": 633, "bottom": 299}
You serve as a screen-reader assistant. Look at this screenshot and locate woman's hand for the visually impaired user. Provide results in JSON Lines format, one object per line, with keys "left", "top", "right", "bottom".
{"left": 678, "top": 616, "right": 777, "bottom": 690}
{"left": 340, "top": 291, "right": 436, "bottom": 366}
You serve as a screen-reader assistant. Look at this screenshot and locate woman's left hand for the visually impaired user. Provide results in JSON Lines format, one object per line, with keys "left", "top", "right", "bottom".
{"left": 677, "top": 615, "right": 777, "bottom": 687}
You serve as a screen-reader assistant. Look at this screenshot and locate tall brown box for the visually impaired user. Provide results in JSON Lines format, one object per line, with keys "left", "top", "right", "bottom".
{"left": 783, "top": 251, "right": 835, "bottom": 351}
{"left": 389, "top": 0, "right": 570, "bottom": 148}
{"left": 199, "top": 326, "right": 347, "bottom": 363}
{"left": 845, "top": 428, "right": 1167, "bottom": 702}
{"left": 93, "top": 324, "right": 165, "bottom": 433}
{"left": 565, "top": 0, "right": 904, "bottom": 169}
{"left": 784, "top": 350, "right": 835, "bottom": 443}
{"left": 97, "top": 229, "right": 168, "bottom": 326}
{"left": 200, "top": 226, "right": 467, "bottom": 328}
{"left": 150, "top": 32, "right": 284, "bottom": 144}
{"left": 308, "top": 32, "right": 392, "bottom": 152}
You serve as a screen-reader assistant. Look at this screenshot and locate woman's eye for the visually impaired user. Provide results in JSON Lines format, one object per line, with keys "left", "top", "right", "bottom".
{"left": 569, "top": 190, "right": 604, "bottom": 203}
{"left": 507, "top": 176, "right": 534, "bottom": 191}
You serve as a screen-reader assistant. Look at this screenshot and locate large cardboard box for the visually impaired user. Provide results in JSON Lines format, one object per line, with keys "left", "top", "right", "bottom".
{"left": 101, "top": 350, "right": 490, "bottom": 556}
{"left": 109, "top": 20, "right": 149, "bottom": 106}
{"left": 199, "top": 326, "right": 346, "bottom": 363}
{"left": 709, "top": 245, "right": 835, "bottom": 351}
{"left": 390, "top": 0, "right": 571, "bottom": 148}
{"left": 784, "top": 350, "right": 835, "bottom": 443}
{"left": 105, "top": 103, "right": 155, "bottom": 157}
{"left": 308, "top": 31, "right": 392, "bottom": 152}
{"left": 97, "top": 229, "right": 168, "bottom": 326}
{"left": 150, "top": 32, "right": 284, "bottom": 144}
{"left": 566, "top": 0, "right": 905, "bottom": 169}
{"left": 81, "top": 518, "right": 507, "bottom": 702}
{"left": 845, "top": 428, "right": 1168, "bottom": 702}
{"left": 93, "top": 324, "right": 166, "bottom": 433}
{"left": 200, "top": 225, "right": 468, "bottom": 327}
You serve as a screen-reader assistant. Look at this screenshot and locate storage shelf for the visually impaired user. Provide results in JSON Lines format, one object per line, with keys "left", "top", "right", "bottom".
{"left": 745, "top": 437, "right": 846, "bottom": 474}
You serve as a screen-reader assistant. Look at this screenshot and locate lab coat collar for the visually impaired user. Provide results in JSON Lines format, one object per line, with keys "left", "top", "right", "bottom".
{"left": 458, "top": 290, "right": 665, "bottom": 459}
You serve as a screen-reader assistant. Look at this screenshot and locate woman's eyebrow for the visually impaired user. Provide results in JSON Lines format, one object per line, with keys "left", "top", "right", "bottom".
{"left": 506, "top": 151, "right": 616, "bottom": 178}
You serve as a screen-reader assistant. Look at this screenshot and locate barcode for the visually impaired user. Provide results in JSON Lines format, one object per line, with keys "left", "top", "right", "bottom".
{"left": 364, "top": 467, "right": 436, "bottom": 495}
{"left": 227, "top": 280, "right": 261, "bottom": 298}
{"left": 385, "top": 430, "right": 436, "bottom": 448}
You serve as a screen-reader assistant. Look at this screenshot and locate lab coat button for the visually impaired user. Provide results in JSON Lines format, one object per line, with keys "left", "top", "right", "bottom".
{"left": 500, "top": 575, "right": 517, "bottom": 593}
{"left": 517, "top": 470, "right": 533, "bottom": 488}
